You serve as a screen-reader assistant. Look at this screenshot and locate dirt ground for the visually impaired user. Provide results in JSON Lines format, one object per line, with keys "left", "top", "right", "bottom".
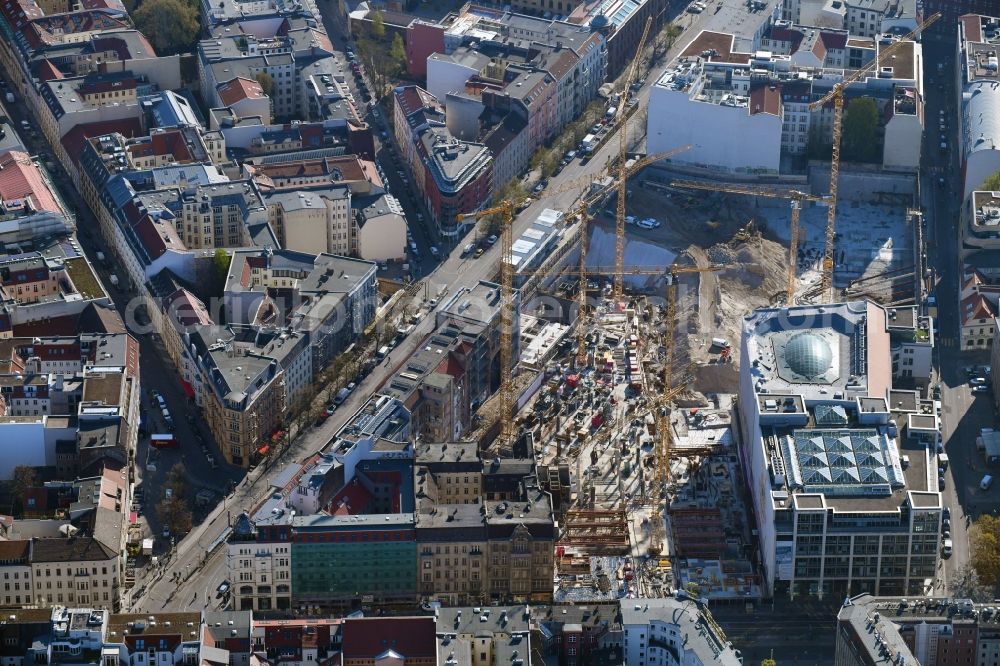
{"left": 622, "top": 183, "right": 791, "bottom": 397}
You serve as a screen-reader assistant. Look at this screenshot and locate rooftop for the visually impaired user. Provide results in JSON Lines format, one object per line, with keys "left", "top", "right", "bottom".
{"left": 620, "top": 595, "right": 742, "bottom": 665}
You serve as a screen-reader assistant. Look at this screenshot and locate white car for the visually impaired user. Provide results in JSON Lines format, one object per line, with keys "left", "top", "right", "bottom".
{"left": 943, "top": 538, "right": 953, "bottom": 557}
{"left": 637, "top": 218, "right": 660, "bottom": 230}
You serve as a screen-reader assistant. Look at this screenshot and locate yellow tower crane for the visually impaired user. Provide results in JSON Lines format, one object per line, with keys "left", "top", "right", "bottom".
{"left": 613, "top": 16, "right": 654, "bottom": 303}
{"left": 457, "top": 200, "right": 517, "bottom": 456}
{"left": 670, "top": 179, "right": 830, "bottom": 305}
{"left": 649, "top": 264, "right": 720, "bottom": 554}
{"left": 808, "top": 12, "right": 940, "bottom": 301}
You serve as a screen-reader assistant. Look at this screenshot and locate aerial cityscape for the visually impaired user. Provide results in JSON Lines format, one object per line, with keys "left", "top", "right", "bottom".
{"left": 0, "top": 0, "right": 994, "bottom": 661}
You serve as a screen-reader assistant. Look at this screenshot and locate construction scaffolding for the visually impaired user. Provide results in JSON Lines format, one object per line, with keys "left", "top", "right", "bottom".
{"left": 560, "top": 509, "right": 630, "bottom": 554}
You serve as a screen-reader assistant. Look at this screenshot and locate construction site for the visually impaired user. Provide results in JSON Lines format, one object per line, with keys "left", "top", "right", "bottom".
{"left": 424, "top": 15, "right": 937, "bottom": 608}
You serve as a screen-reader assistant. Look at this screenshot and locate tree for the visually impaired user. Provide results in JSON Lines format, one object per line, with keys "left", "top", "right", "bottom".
{"left": 805, "top": 125, "right": 832, "bottom": 161}
{"left": 371, "top": 11, "right": 386, "bottom": 40}
{"left": 390, "top": 34, "right": 406, "bottom": 75}
{"left": 166, "top": 464, "right": 187, "bottom": 497}
{"left": 840, "top": 96, "right": 880, "bottom": 163}
{"left": 157, "top": 496, "right": 192, "bottom": 536}
{"left": 971, "top": 514, "right": 1000, "bottom": 586}
{"left": 982, "top": 169, "right": 1000, "bottom": 191}
{"left": 952, "top": 563, "right": 992, "bottom": 602}
{"left": 10, "top": 465, "right": 37, "bottom": 514}
{"left": 760, "top": 660, "right": 777, "bottom": 666}
{"left": 255, "top": 72, "right": 276, "bottom": 98}
{"left": 133, "top": 0, "right": 199, "bottom": 56}
{"left": 211, "top": 248, "right": 231, "bottom": 298}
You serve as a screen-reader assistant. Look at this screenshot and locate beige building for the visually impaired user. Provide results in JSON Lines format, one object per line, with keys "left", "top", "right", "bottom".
{"left": 263, "top": 186, "right": 353, "bottom": 256}
{"left": 414, "top": 446, "right": 554, "bottom": 605}
{"left": 177, "top": 184, "right": 259, "bottom": 250}
{"left": 31, "top": 539, "right": 120, "bottom": 609}
{"left": 191, "top": 329, "right": 287, "bottom": 468}
{"left": 226, "top": 513, "right": 293, "bottom": 612}
{"left": 355, "top": 194, "right": 407, "bottom": 262}
{"left": 0, "top": 542, "right": 33, "bottom": 608}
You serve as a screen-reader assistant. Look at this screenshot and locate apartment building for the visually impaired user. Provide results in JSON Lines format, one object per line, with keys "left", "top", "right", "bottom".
{"left": 0, "top": 542, "right": 32, "bottom": 608}
{"left": 959, "top": 14, "right": 1000, "bottom": 199}
{"left": 414, "top": 444, "right": 555, "bottom": 606}
{"left": 621, "top": 595, "right": 742, "bottom": 666}
{"left": 648, "top": 29, "right": 923, "bottom": 174}
{"left": 227, "top": 513, "right": 292, "bottom": 612}
{"left": 835, "top": 594, "right": 1000, "bottom": 666}
{"left": 435, "top": 606, "right": 532, "bottom": 665}
{"left": 340, "top": 617, "right": 436, "bottom": 666}
{"left": 738, "top": 301, "right": 942, "bottom": 600}
{"left": 381, "top": 281, "right": 520, "bottom": 442}
{"left": 263, "top": 186, "right": 353, "bottom": 255}
{"left": 189, "top": 329, "right": 286, "bottom": 468}
{"left": 0, "top": 150, "right": 74, "bottom": 243}
{"left": 416, "top": 127, "right": 493, "bottom": 239}
{"left": 886, "top": 306, "right": 934, "bottom": 385}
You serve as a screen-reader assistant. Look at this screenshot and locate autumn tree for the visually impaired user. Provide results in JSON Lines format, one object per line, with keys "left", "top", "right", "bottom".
{"left": 10, "top": 465, "right": 37, "bottom": 515}
{"left": 971, "top": 514, "right": 1000, "bottom": 586}
{"left": 133, "top": 0, "right": 199, "bottom": 56}
{"left": 157, "top": 496, "right": 192, "bottom": 536}
{"left": 952, "top": 562, "right": 992, "bottom": 602}
{"left": 255, "top": 72, "right": 276, "bottom": 98}
{"left": 841, "top": 97, "right": 880, "bottom": 163}
{"left": 166, "top": 464, "right": 187, "bottom": 497}
{"left": 760, "top": 659, "right": 777, "bottom": 666}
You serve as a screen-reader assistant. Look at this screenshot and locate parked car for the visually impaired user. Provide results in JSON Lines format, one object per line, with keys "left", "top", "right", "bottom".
{"left": 216, "top": 581, "right": 231, "bottom": 597}
{"left": 943, "top": 539, "right": 953, "bottom": 557}
{"left": 474, "top": 247, "right": 485, "bottom": 258}
{"left": 487, "top": 234, "right": 498, "bottom": 245}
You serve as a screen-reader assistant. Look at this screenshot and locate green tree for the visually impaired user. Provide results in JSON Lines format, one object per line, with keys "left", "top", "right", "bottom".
{"left": 972, "top": 515, "right": 1000, "bottom": 586}
{"left": 10, "top": 465, "right": 36, "bottom": 514}
{"left": 371, "top": 10, "right": 385, "bottom": 39}
{"left": 841, "top": 96, "right": 879, "bottom": 163}
{"left": 255, "top": 72, "right": 276, "bottom": 98}
{"left": 133, "top": 0, "right": 199, "bottom": 56}
{"left": 390, "top": 34, "right": 406, "bottom": 74}
{"left": 212, "top": 248, "right": 231, "bottom": 291}
{"left": 982, "top": 169, "right": 1000, "bottom": 191}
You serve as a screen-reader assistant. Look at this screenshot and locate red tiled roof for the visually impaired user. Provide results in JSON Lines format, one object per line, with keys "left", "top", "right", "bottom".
{"left": 149, "top": 131, "right": 194, "bottom": 162}
{"left": 435, "top": 353, "right": 464, "bottom": 378}
{"left": 749, "top": 83, "right": 781, "bottom": 116}
{"left": 165, "top": 288, "right": 212, "bottom": 327}
{"left": 0, "top": 151, "right": 60, "bottom": 214}
{"left": 961, "top": 14, "right": 984, "bottom": 44}
{"left": 962, "top": 292, "right": 996, "bottom": 323}
{"left": 820, "top": 31, "right": 847, "bottom": 50}
{"left": 34, "top": 59, "right": 64, "bottom": 82}
{"left": 60, "top": 117, "right": 143, "bottom": 166}
{"left": 770, "top": 25, "right": 804, "bottom": 51}
{"left": 217, "top": 77, "right": 266, "bottom": 106}
{"left": 0, "top": 540, "right": 29, "bottom": 561}
{"left": 340, "top": 618, "right": 436, "bottom": 659}
{"left": 133, "top": 212, "right": 184, "bottom": 260}
{"left": 12, "top": 315, "right": 77, "bottom": 337}
{"left": 327, "top": 478, "right": 372, "bottom": 516}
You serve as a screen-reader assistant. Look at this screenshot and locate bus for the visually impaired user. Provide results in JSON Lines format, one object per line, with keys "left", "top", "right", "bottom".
{"left": 150, "top": 433, "right": 177, "bottom": 448}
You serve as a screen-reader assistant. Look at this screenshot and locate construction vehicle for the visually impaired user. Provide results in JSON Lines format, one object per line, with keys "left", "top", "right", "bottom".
{"left": 670, "top": 179, "right": 830, "bottom": 305}
{"left": 808, "top": 12, "right": 940, "bottom": 301}
{"left": 457, "top": 201, "right": 516, "bottom": 456}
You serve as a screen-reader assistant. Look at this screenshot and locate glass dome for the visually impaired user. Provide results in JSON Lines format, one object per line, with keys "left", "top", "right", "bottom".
{"left": 784, "top": 332, "right": 833, "bottom": 378}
